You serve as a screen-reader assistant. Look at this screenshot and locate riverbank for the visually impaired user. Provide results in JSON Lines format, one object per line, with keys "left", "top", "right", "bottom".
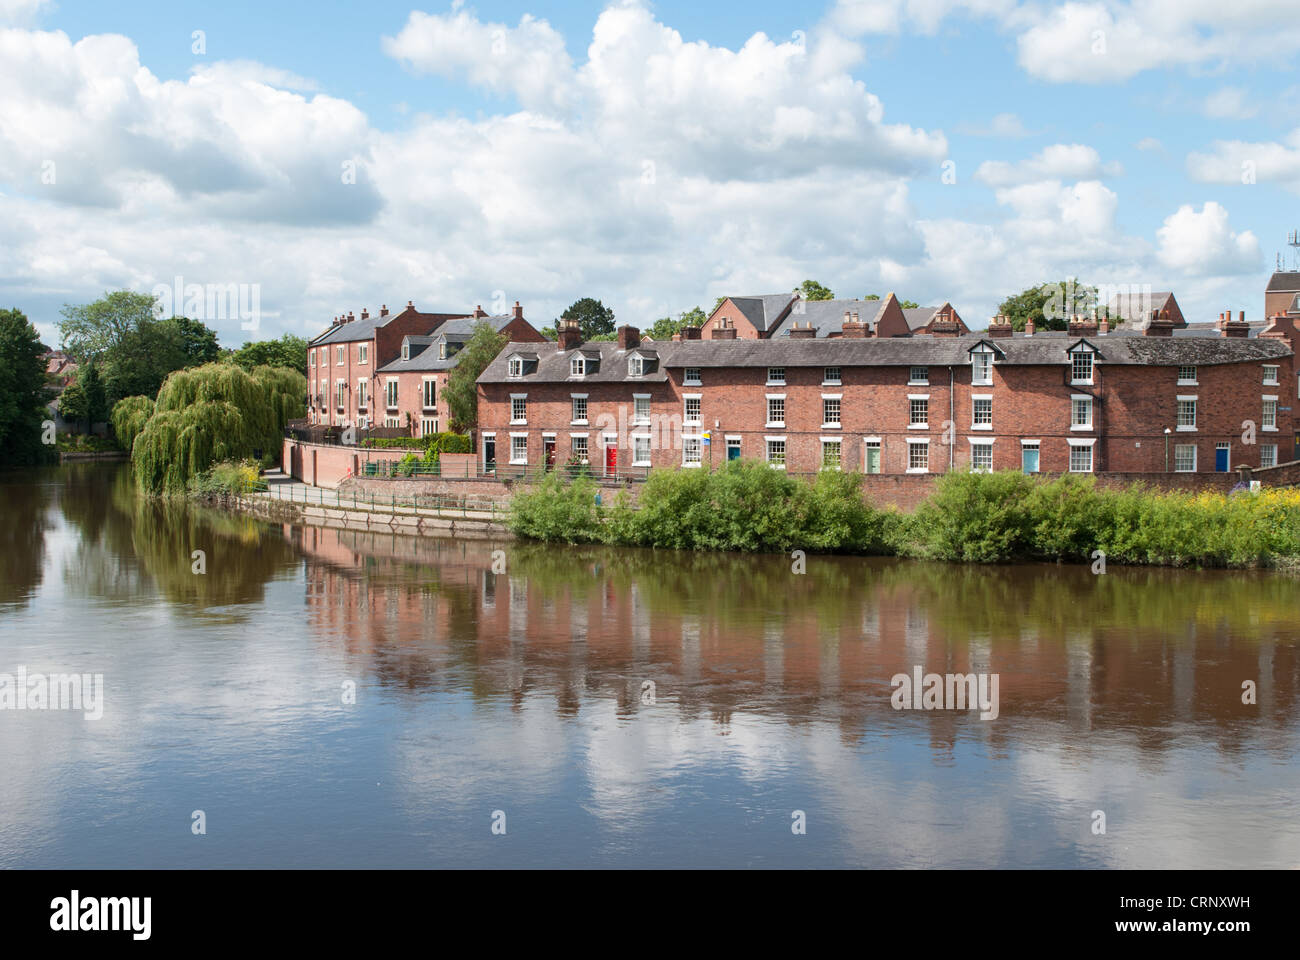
{"left": 508, "top": 464, "right": 1300, "bottom": 569}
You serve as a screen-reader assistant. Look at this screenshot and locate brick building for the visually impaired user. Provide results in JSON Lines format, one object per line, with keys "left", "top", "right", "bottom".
{"left": 477, "top": 312, "right": 1300, "bottom": 479}
{"left": 306, "top": 300, "right": 543, "bottom": 434}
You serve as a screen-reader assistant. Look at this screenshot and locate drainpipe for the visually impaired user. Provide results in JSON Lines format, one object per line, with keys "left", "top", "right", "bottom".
{"left": 1164, "top": 427, "right": 1171, "bottom": 472}
{"left": 949, "top": 366, "right": 955, "bottom": 471}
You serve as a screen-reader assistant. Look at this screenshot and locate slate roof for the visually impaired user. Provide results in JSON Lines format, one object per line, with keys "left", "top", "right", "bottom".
{"left": 1106, "top": 291, "right": 1177, "bottom": 321}
{"left": 378, "top": 315, "right": 515, "bottom": 373}
{"left": 479, "top": 340, "right": 673, "bottom": 384}
{"left": 310, "top": 313, "right": 388, "bottom": 347}
{"left": 723, "top": 293, "right": 798, "bottom": 333}
{"left": 1266, "top": 271, "right": 1300, "bottom": 292}
{"left": 766, "top": 298, "right": 883, "bottom": 338}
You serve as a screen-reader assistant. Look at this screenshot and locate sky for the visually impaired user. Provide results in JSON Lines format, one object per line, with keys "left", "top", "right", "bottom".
{"left": 2, "top": 0, "right": 1299, "bottom": 349}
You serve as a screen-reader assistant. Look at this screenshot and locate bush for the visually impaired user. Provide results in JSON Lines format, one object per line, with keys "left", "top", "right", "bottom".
{"left": 362, "top": 432, "right": 470, "bottom": 454}
{"left": 187, "top": 459, "right": 262, "bottom": 496}
{"left": 508, "top": 472, "right": 605, "bottom": 543}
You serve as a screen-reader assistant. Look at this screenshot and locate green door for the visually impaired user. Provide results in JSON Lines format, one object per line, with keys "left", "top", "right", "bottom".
{"left": 865, "top": 444, "right": 881, "bottom": 474}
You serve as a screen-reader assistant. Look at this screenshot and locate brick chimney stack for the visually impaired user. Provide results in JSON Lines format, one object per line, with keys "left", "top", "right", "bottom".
{"left": 1223, "top": 309, "right": 1251, "bottom": 338}
{"left": 473, "top": 304, "right": 488, "bottom": 319}
{"left": 1025, "top": 317, "right": 1036, "bottom": 335}
{"left": 712, "top": 317, "right": 738, "bottom": 340}
{"left": 788, "top": 322, "right": 816, "bottom": 339}
{"left": 361, "top": 308, "right": 369, "bottom": 321}
{"left": 557, "top": 318, "right": 581, "bottom": 350}
{"left": 842, "top": 314, "right": 868, "bottom": 338}
{"left": 680, "top": 324, "right": 701, "bottom": 340}
{"left": 1144, "top": 308, "right": 1174, "bottom": 337}
{"left": 380, "top": 305, "right": 389, "bottom": 317}
{"left": 1067, "top": 313, "right": 1099, "bottom": 337}
{"left": 987, "top": 314, "right": 1014, "bottom": 338}
{"left": 512, "top": 300, "right": 524, "bottom": 321}
{"left": 617, "top": 325, "right": 640, "bottom": 350}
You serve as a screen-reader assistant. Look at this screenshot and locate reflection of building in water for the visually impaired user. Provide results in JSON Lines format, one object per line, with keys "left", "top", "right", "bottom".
{"left": 287, "top": 523, "right": 1300, "bottom": 757}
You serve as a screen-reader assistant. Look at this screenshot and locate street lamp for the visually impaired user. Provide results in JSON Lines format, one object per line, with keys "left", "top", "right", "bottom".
{"left": 1164, "top": 427, "right": 1172, "bottom": 472}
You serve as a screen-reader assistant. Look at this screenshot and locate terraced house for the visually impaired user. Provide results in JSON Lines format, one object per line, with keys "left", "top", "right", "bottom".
{"left": 477, "top": 309, "right": 1300, "bottom": 481}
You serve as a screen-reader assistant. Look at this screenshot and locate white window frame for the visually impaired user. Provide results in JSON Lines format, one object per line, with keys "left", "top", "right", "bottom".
{"left": 1263, "top": 396, "right": 1278, "bottom": 431}
{"left": 906, "top": 438, "right": 930, "bottom": 474}
{"left": 766, "top": 394, "right": 786, "bottom": 429}
{"left": 632, "top": 394, "right": 651, "bottom": 425}
{"left": 1069, "top": 347, "right": 1094, "bottom": 385}
{"left": 968, "top": 438, "right": 994, "bottom": 473}
{"left": 1261, "top": 443, "right": 1278, "bottom": 468}
{"left": 509, "top": 433, "right": 528, "bottom": 465}
{"left": 510, "top": 394, "right": 528, "bottom": 425}
{"left": 684, "top": 367, "right": 702, "bottom": 386}
{"left": 820, "top": 437, "right": 843, "bottom": 471}
{"left": 765, "top": 436, "right": 787, "bottom": 469}
{"left": 356, "top": 378, "right": 368, "bottom": 409}
{"left": 631, "top": 433, "right": 653, "bottom": 467}
{"left": 309, "top": 351, "right": 315, "bottom": 368}
{"left": 1263, "top": 365, "right": 1279, "bottom": 386}
{"left": 971, "top": 348, "right": 993, "bottom": 386}
{"left": 1068, "top": 438, "right": 1096, "bottom": 473}
{"left": 767, "top": 367, "right": 785, "bottom": 386}
{"left": 1173, "top": 443, "right": 1197, "bottom": 473}
{"left": 683, "top": 394, "right": 702, "bottom": 427}
{"left": 628, "top": 356, "right": 646, "bottom": 377}
{"left": 571, "top": 434, "right": 590, "bottom": 462}
{"left": 1176, "top": 395, "right": 1197, "bottom": 432}
{"left": 971, "top": 394, "right": 992, "bottom": 431}
{"left": 823, "top": 366, "right": 842, "bottom": 386}
{"left": 908, "top": 394, "right": 929, "bottom": 429}
{"left": 570, "top": 356, "right": 586, "bottom": 378}
{"left": 420, "top": 417, "right": 438, "bottom": 438}
{"left": 908, "top": 366, "right": 929, "bottom": 386}
{"left": 1177, "top": 365, "right": 1197, "bottom": 386}
{"left": 821, "top": 394, "right": 842, "bottom": 429}
{"left": 1070, "top": 394, "right": 1093, "bottom": 431}
{"left": 336, "top": 345, "right": 345, "bottom": 365}
{"left": 385, "top": 378, "right": 399, "bottom": 409}
{"left": 682, "top": 435, "right": 703, "bottom": 468}
{"left": 421, "top": 377, "right": 436, "bottom": 410}
{"left": 570, "top": 394, "right": 588, "bottom": 425}
{"left": 508, "top": 357, "right": 523, "bottom": 379}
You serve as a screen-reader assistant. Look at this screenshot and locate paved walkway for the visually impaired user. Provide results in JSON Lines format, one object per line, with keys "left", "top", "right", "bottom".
{"left": 254, "top": 469, "right": 505, "bottom": 522}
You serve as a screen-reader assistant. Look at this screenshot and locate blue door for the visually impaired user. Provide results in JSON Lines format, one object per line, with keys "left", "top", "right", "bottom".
{"left": 727, "top": 441, "right": 741, "bottom": 461}
{"left": 1022, "top": 446, "right": 1039, "bottom": 474}
{"left": 1215, "top": 445, "right": 1230, "bottom": 472}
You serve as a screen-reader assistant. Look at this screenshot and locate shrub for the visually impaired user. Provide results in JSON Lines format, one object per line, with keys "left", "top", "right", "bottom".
{"left": 508, "top": 472, "right": 604, "bottom": 543}
{"left": 187, "top": 459, "right": 262, "bottom": 496}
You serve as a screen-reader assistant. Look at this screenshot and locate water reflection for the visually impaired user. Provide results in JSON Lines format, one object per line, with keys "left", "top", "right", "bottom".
{"left": 0, "top": 464, "right": 1297, "bottom": 868}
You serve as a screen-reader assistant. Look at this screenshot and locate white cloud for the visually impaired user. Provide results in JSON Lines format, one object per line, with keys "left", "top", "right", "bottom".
{"left": 1187, "top": 129, "right": 1300, "bottom": 192}
{"left": 1156, "top": 201, "right": 1260, "bottom": 274}
{"left": 0, "top": 0, "right": 47, "bottom": 24}
{"left": 975, "top": 143, "right": 1121, "bottom": 187}
{"left": 1135, "top": 136, "right": 1163, "bottom": 152}
{"left": 957, "top": 112, "right": 1030, "bottom": 138}
{"left": 1204, "top": 86, "right": 1258, "bottom": 119}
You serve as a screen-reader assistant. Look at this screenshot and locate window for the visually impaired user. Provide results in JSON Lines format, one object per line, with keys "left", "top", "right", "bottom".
{"left": 821, "top": 439, "right": 842, "bottom": 470}
{"left": 909, "top": 396, "right": 929, "bottom": 427}
{"left": 1177, "top": 365, "right": 1197, "bottom": 385}
{"left": 683, "top": 436, "right": 702, "bottom": 467}
{"left": 766, "top": 395, "right": 785, "bottom": 427}
{"left": 767, "top": 367, "right": 785, "bottom": 385}
{"left": 909, "top": 366, "right": 929, "bottom": 385}
{"left": 971, "top": 349, "right": 993, "bottom": 385}
{"left": 824, "top": 366, "right": 841, "bottom": 385}
{"left": 1263, "top": 397, "right": 1278, "bottom": 430}
{"left": 1176, "top": 397, "right": 1197, "bottom": 430}
{"left": 336, "top": 345, "right": 345, "bottom": 365}
{"left": 510, "top": 435, "right": 528, "bottom": 464}
{"left": 385, "top": 379, "right": 398, "bottom": 409}
{"left": 358, "top": 344, "right": 368, "bottom": 364}
{"left": 1174, "top": 444, "right": 1197, "bottom": 473}
{"left": 401, "top": 343, "right": 410, "bottom": 361}
{"left": 572, "top": 435, "right": 589, "bottom": 461}
{"left": 726, "top": 437, "right": 741, "bottom": 460}
{"left": 1261, "top": 444, "right": 1278, "bottom": 468}
{"left": 438, "top": 342, "right": 447, "bottom": 361}
{"left": 1071, "top": 396, "right": 1092, "bottom": 430}
{"left": 384, "top": 417, "right": 401, "bottom": 428}
{"left": 633, "top": 395, "right": 650, "bottom": 424}
{"left": 309, "top": 351, "right": 315, "bottom": 368}
{"left": 822, "top": 396, "right": 841, "bottom": 427}
{"left": 511, "top": 396, "right": 527, "bottom": 424}
{"left": 508, "top": 357, "right": 523, "bottom": 378}
{"left": 1021, "top": 441, "right": 1040, "bottom": 474}
{"left": 357, "top": 379, "right": 368, "bottom": 409}
{"left": 907, "top": 441, "right": 929, "bottom": 473}
{"left": 970, "top": 441, "right": 993, "bottom": 472}
{"left": 571, "top": 395, "right": 588, "bottom": 424}
{"left": 356, "top": 416, "right": 368, "bottom": 431}
{"left": 972, "top": 397, "right": 992, "bottom": 429}
{"left": 684, "top": 396, "right": 701, "bottom": 425}
{"left": 632, "top": 435, "right": 652, "bottom": 467}
{"left": 1070, "top": 350, "right": 1093, "bottom": 384}
{"left": 684, "top": 368, "right": 701, "bottom": 386}
{"left": 570, "top": 356, "right": 586, "bottom": 377}
{"left": 422, "top": 378, "right": 436, "bottom": 410}
{"left": 421, "top": 418, "right": 438, "bottom": 437}
{"left": 864, "top": 439, "right": 881, "bottom": 474}
{"left": 628, "top": 356, "right": 646, "bottom": 377}
{"left": 766, "top": 438, "right": 786, "bottom": 468}
{"left": 1264, "top": 365, "right": 1279, "bottom": 386}
{"left": 1069, "top": 443, "right": 1093, "bottom": 473}
{"left": 335, "top": 380, "right": 346, "bottom": 409}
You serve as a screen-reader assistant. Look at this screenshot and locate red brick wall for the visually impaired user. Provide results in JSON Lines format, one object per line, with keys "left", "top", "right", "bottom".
{"left": 702, "top": 299, "right": 776, "bottom": 339}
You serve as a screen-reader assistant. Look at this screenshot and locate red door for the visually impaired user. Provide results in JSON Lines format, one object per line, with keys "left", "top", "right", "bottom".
{"left": 605, "top": 442, "right": 617, "bottom": 477}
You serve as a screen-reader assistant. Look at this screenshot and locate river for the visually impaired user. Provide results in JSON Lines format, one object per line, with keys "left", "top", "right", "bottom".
{"left": 1, "top": 463, "right": 1297, "bottom": 868}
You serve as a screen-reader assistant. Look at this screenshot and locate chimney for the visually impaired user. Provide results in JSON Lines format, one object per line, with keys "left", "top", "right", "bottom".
{"left": 1260, "top": 312, "right": 1299, "bottom": 349}
{"left": 680, "top": 324, "right": 701, "bottom": 341}
{"left": 1223, "top": 310, "right": 1251, "bottom": 338}
{"left": 407, "top": 300, "right": 414, "bottom": 310}
{"left": 557, "top": 318, "right": 581, "bottom": 351}
{"left": 1145, "top": 307, "right": 1174, "bottom": 337}
{"left": 713, "top": 317, "right": 738, "bottom": 340}
{"left": 1025, "top": 317, "right": 1036, "bottom": 336}
{"left": 361, "top": 308, "right": 369, "bottom": 321}
{"left": 1067, "top": 313, "right": 1098, "bottom": 337}
{"left": 617, "top": 325, "right": 640, "bottom": 350}
{"left": 512, "top": 300, "right": 523, "bottom": 321}
{"left": 380, "top": 305, "right": 389, "bottom": 317}
{"left": 987, "top": 314, "right": 1014, "bottom": 338}
{"left": 473, "top": 304, "right": 488, "bottom": 318}
{"left": 346, "top": 311, "right": 355, "bottom": 323}
{"left": 1098, "top": 318, "right": 1109, "bottom": 335}
{"left": 671, "top": 333, "right": 682, "bottom": 342}
{"left": 788, "top": 322, "right": 816, "bottom": 339}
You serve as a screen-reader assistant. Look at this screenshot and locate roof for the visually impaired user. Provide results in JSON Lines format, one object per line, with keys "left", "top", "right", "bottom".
{"left": 309, "top": 307, "right": 473, "bottom": 347}
{"left": 479, "top": 340, "right": 673, "bottom": 384}
{"left": 1266, "top": 271, "right": 1300, "bottom": 293}
{"left": 723, "top": 293, "right": 797, "bottom": 333}
{"left": 377, "top": 315, "right": 516, "bottom": 373}
{"left": 765, "top": 298, "right": 884, "bottom": 338}
{"left": 1106, "top": 291, "right": 1176, "bottom": 321}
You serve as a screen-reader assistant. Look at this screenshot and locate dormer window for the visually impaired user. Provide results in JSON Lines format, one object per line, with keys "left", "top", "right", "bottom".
{"left": 571, "top": 356, "right": 586, "bottom": 377}
{"left": 508, "top": 357, "right": 523, "bottom": 378}
{"left": 439, "top": 342, "right": 447, "bottom": 361}
{"left": 629, "top": 356, "right": 645, "bottom": 377}
{"left": 1070, "top": 345, "right": 1094, "bottom": 384}
{"left": 971, "top": 347, "right": 993, "bottom": 385}
{"left": 401, "top": 343, "right": 410, "bottom": 361}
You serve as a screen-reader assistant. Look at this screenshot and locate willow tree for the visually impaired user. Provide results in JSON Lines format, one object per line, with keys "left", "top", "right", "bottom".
{"left": 110, "top": 395, "right": 155, "bottom": 453}
{"left": 131, "top": 362, "right": 305, "bottom": 494}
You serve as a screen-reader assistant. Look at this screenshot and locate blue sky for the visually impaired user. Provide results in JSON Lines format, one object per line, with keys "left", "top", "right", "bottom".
{"left": 2, "top": 0, "right": 1298, "bottom": 347}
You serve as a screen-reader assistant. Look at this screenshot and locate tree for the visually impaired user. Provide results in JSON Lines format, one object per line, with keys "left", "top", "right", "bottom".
{"left": 555, "top": 298, "right": 615, "bottom": 341}
{"left": 863, "top": 294, "right": 920, "bottom": 308}
{"left": 797, "top": 280, "right": 834, "bottom": 301}
{"left": 863, "top": 294, "right": 881, "bottom": 301}
{"left": 58, "top": 379, "right": 89, "bottom": 431}
{"left": 232, "top": 334, "right": 308, "bottom": 371}
{"left": 997, "top": 279, "right": 1098, "bottom": 332}
{"left": 59, "top": 364, "right": 107, "bottom": 432}
{"left": 166, "top": 316, "right": 221, "bottom": 366}
{"left": 0, "top": 308, "right": 53, "bottom": 465}
{"left": 444, "top": 321, "right": 508, "bottom": 433}
{"left": 645, "top": 306, "right": 706, "bottom": 341}
{"left": 59, "top": 292, "right": 195, "bottom": 405}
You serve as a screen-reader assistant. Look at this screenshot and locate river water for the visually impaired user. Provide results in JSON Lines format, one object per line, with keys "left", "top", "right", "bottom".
{"left": 1, "top": 463, "right": 1297, "bottom": 868}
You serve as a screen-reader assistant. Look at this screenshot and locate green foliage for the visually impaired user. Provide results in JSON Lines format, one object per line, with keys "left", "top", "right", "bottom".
{"left": 130, "top": 363, "right": 305, "bottom": 494}
{"left": 0, "top": 308, "right": 54, "bottom": 466}
{"left": 508, "top": 471, "right": 607, "bottom": 544}
{"left": 863, "top": 294, "right": 919, "bottom": 308}
{"left": 645, "top": 306, "right": 706, "bottom": 341}
{"left": 443, "top": 322, "right": 507, "bottom": 432}
{"left": 59, "top": 363, "right": 108, "bottom": 431}
{"left": 55, "top": 433, "right": 119, "bottom": 453}
{"left": 361, "top": 432, "right": 471, "bottom": 454}
{"left": 798, "top": 280, "right": 834, "bottom": 301}
{"left": 555, "top": 297, "right": 616, "bottom": 340}
{"left": 187, "top": 460, "right": 263, "bottom": 496}
{"left": 997, "top": 278, "right": 1099, "bottom": 332}
{"left": 168, "top": 316, "right": 222, "bottom": 366}
{"left": 232, "top": 333, "right": 307, "bottom": 372}
{"left": 110, "top": 395, "right": 156, "bottom": 453}
{"left": 57, "top": 379, "right": 89, "bottom": 429}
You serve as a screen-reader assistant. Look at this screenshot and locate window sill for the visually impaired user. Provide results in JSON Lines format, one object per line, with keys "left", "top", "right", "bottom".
{"left": 823, "top": 381, "right": 842, "bottom": 388}
{"left": 1177, "top": 381, "right": 1198, "bottom": 387}
{"left": 971, "top": 424, "right": 992, "bottom": 431}
{"left": 905, "top": 467, "right": 929, "bottom": 474}
{"left": 821, "top": 423, "right": 841, "bottom": 430}
{"left": 767, "top": 463, "right": 787, "bottom": 470}
{"left": 509, "top": 460, "right": 528, "bottom": 466}
{"left": 1069, "top": 425, "right": 1093, "bottom": 432}
{"left": 907, "top": 423, "right": 928, "bottom": 430}
{"left": 682, "top": 462, "right": 702, "bottom": 469}
{"left": 1070, "top": 380, "right": 1094, "bottom": 387}
{"left": 509, "top": 420, "right": 527, "bottom": 426}
{"left": 1176, "top": 426, "right": 1197, "bottom": 432}
{"left": 766, "top": 422, "right": 785, "bottom": 429}
{"left": 1262, "top": 426, "right": 1278, "bottom": 433}
{"left": 907, "top": 381, "right": 928, "bottom": 387}
{"left": 571, "top": 420, "right": 588, "bottom": 426}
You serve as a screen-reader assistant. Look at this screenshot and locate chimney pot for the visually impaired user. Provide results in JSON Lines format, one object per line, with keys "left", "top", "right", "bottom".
{"left": 616, "top": 325, "right": 640, "bottom": 350}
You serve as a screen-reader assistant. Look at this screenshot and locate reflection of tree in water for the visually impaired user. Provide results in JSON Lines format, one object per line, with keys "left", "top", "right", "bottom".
{"left": 0, "top": 473, "right": 54, "bottom": 607}
{"left": 56, "top": 462, "right": 298, "bottom": 613}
